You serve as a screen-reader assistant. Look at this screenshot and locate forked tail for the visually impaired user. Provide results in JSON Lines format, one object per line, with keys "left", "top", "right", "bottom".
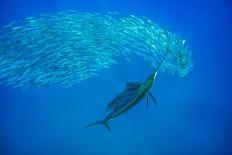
{"left": 84, "top": 120, "right": 111, "bottom": 132}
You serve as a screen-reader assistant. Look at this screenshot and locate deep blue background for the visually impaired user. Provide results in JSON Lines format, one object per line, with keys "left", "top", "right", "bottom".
{"left": 0, "top": 0, "right": 231, "bottom": 154}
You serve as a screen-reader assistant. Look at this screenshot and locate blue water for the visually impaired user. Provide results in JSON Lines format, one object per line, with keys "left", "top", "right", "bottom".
{"left": 0, "top": 0, "right": 231, "bottom": 154}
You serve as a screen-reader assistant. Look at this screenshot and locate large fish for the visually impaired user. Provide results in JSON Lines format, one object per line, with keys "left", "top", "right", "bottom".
{"left": 84, "top": 58, "right": 164, "bottom": 131}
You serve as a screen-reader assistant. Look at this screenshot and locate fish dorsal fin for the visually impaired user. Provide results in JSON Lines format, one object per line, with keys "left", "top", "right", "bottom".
{"left": 106, "top": 82, "right": 142, "bottom": 112}
{"left": 125, "top": 82, "right": 142, "bottom": 90}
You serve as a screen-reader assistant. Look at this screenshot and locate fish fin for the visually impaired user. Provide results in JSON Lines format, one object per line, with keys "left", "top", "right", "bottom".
{"left": 84, "top": 120, "right": 111, "bottom": 132}
{"left": 125, "top": 82, "right": 142, "bottom": 90}
{"left": 146, "top": 95, "right": 149, "bottom": 110}
{"left": 126, "top": 82, "right": 142, "bottom": 85}
{"left": 106, "top": 83, "right": 141, "bottom": 111}
{"left": 149, "top": 92, "right": 158, "bottom": 106}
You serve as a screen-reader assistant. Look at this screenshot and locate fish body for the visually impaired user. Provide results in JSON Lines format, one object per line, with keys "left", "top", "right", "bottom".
{"left": 85, "top": 59, "right": 164, "bottom": 131}
{"left": 105, "top": 71, "right": 156, "bottom": 120}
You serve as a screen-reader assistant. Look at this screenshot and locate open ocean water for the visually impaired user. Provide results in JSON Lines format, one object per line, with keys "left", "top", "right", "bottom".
{"left": 0, "top": 0, "right": 231, "bottom": 155}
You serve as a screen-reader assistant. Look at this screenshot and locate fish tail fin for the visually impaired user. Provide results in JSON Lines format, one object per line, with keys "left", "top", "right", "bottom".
{"left": 84, "top": 120, "right": 111, "bottom": 132}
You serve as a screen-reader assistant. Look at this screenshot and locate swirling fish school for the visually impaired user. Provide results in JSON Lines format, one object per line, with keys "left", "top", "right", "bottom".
{"left": 0, "top": 10, "right": 192, "bottom": 89}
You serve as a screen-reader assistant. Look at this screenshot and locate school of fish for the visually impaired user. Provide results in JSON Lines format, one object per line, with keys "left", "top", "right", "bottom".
{"left": 0, "top": 10, "right": 193, "bottom": 89}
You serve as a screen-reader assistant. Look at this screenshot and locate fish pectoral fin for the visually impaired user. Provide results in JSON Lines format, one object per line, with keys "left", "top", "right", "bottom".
{"left": 149, "top": 92, "right": 158, "bottom": 106}
{"left": 146, "top": 95, "right": 149, "bottom": 110}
